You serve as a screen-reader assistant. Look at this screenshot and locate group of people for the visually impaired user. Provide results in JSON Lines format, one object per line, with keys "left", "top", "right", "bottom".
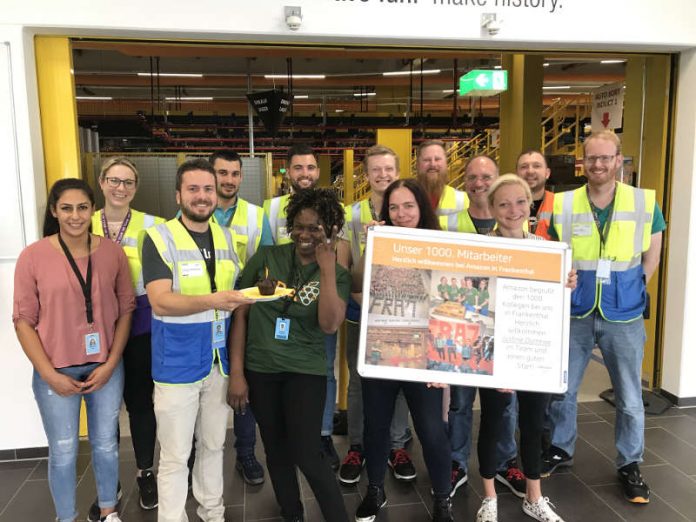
{"left": 12, "top": 130, "right": 663, "bottom": 522}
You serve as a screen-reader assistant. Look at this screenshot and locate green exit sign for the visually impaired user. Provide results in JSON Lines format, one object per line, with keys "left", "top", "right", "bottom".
{"left": 459, "top": 70, "right": 508, "bottom": 97}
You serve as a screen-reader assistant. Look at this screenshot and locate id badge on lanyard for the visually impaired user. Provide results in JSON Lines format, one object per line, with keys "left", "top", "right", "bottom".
{"left": 212, "top": 309, "right": 226, "bottom": 347}
{"left": 596, "top": 258, "right": 612, "bottom": 285}
{"left": 275, "top": 317, "right": 291, "bottom": 340}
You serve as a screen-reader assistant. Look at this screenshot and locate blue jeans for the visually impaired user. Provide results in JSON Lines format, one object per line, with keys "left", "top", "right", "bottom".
{"left": 234, "top": 407, "right": 258, "bottom": 458}
{"left": 448, "top": 386, "right": 476, "bottom": 470}
{"left": 547, "top": 312, "right": 646, "bottom": 468}
{"left": 322, "top": 332, "right": 337, "bottom": 436}
{"left": 33, "top": 362, "right": 124, "bottom": 522}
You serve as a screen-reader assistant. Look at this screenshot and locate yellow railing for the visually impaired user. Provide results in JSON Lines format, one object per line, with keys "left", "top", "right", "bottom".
{"left": 541, "top": 96, "right": 591, "bottom": 157}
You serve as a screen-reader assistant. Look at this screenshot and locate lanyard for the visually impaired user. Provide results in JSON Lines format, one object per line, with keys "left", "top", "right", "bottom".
{"left": 180, "top": 219, "right": 217, "bottom": 293}
{"left": 100, "top": 209, "right": 131, "bottom": 244}
{"left": 368, "top": 198, "right": 380, "bottom": 221}
{"left": 587, "top": 185, "right": 616, "bottom": 252}
{"left": 58, "top": 233, "right": 93, "bottom": 324}
{"left": 281, "top": 247, "right": 318, "bottom": 317}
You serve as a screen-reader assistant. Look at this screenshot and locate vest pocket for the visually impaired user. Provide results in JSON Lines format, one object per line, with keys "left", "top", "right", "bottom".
{"left": 162, "top": 324, "right": 203, "bottom": 367}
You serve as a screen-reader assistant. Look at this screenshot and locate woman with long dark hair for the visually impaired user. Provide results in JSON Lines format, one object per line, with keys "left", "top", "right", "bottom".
{"left": 228, "top": 188, "right": 350, "bottom": 522}
{"left": 13, "top": 178, "right": 135, "bottom": 522}
{"left": 356, "top": 178, "right": 454, "bottom": 522}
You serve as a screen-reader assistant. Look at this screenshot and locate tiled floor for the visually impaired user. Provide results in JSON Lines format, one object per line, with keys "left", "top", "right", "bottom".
{"left": 3, "top": 363, "right": 696, "bottom": 521}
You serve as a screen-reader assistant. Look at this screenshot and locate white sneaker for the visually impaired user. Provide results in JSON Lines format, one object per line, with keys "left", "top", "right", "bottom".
{"left": 100, "top": 513, "right": 123, "bottom": 522}
{"left": 476, "top": 497, "right": 498, "bottom": 522}
{"left": 522, "top": 496, "right": 564, "bottom": 522}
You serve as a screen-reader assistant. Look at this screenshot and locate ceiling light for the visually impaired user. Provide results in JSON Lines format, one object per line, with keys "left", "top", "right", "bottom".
{"left": 164, "top": 96, "right": 213, "bottom": 101}
{"left": 335, "top": 109, "right": 345, "bottom": 113}
{"left": 137, "top": 73, "right": 203, "bottom": 78}
{"left": 442, "top": 89, "right": 455, "bottom": 94}
{"left": 543, "top": 86, "right": 571, "bottom": 90}
{"left": 543, "top": 62, "right": 550, "bottom": 67}
{"left": 264, "top": 74, "right": 326, "bottom": 79}
{"left": 76, "top": 96, "right": 113, "bottom": 100}
{"left": 493, "top": 65, "right": 502, "bottom": 70}
{"left": 601, "top": 59, "right": 626, "bottom": 64}
{"left": 353, "top": 92, "right": 376, "bottom": 97}
{"left": 293, "top": 94, "right": 309, "bottom": 99}
{"left": 383, "top": 69, "right": 441, "bottom": 77}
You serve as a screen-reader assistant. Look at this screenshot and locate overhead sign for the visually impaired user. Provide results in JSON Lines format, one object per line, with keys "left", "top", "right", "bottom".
{"left": 246, "top": 89, "right": 291, "bottom": 136}
{"left": 591, "top": 82, "right": 624, "bottom": 130}
{"left": 459, "top": 69, "right": 508, "bottom": 97}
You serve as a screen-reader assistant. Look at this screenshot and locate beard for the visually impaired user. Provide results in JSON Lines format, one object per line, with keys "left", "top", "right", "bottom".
{"left": 417, "top": 169, "right": 448, "bottom": 199}
{"left": 181, "top": 201, "right": 214, "bottom": 223}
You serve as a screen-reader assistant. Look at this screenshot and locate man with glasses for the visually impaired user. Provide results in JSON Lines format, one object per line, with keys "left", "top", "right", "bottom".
{"left": 543, "top": 131, "right": 665, "bottom": 505}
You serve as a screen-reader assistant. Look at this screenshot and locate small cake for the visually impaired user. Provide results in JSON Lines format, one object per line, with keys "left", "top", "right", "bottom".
{"left": 257, "top": 276, "right": 278, "bottom": 296}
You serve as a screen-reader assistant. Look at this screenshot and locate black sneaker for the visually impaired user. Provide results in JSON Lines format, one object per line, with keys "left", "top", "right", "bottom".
{"left": 339, "top": 445, "right": 365, "bottom": 485}
{"left": 388, "top": 448, "right": 416, "bottom": 481}
{"left": 432, "top": 495, "right": 454, "bottom": 522}
{"left": 87, "top": 482, "right": 122, "bottom": 522}
{"left": 618, "top": 462, "right": 650, "bottom": 504}
{"left": 236, "top": 454, "right": 265, "bottom": 485}
{"left": 450, "top": 462, "right": 468, "bottom": 498}
{"left": 355, "top": 484, "right": 387, "bottom": 522}
{"left": 540, "top": 446, "right": 573, "bottom": 477}
{"left": 494, "top": 459, "right": 526, "bottom": 498}
{"left": 321, "top": 435, "right": 340, "bottom": 471}
{"left": 136, "top": 469, "right": 158, "bottom": 510}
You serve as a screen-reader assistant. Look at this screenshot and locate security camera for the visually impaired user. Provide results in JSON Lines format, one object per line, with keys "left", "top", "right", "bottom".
{"left": 485, "top": 19, "right": 501, "bottom": 36}
{"left": 284, "top": 6, "right": 303, "bottom": 31}
{"left": 286, "top": 14, "right": 302, "bottom": 30}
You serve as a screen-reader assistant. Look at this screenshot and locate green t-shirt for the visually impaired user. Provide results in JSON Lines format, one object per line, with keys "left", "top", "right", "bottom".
{"left": 239, "top": 243, "right": 351, "bottom": 375}
{"left": 464, "top": 288, "right": 479, "bottom": 306}
{"left": 478, "top": 288, "right": 490, "bottom": 305}
{"left": 446, "top": 285, "right": 459, "bottom": 301}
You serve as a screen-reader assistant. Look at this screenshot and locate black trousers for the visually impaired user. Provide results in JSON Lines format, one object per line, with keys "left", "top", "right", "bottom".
{"left": 246, "top": 370, "right": 348, "bottom": 522}
{"left": 477, "top": 388, "right": 513, "bottom": 479}
{"left": 517, "top": 391, "right": 550, "bottom": 480}
{"left": 122, "top": 333, "right": 156, "bottom": 470}
{"left": 362, "top": 377, "right": 451, "bottom": 497}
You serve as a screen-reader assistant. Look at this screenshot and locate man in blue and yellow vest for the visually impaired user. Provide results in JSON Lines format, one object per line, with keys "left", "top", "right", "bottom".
{"left": 516, "top": 149, "right": 554, "bottom": 240}
{"left": 544, "top": 131, "right": 665, "bottom": 505}
{"left": 142, "top": 159, "right": 251, "bottom": 522}
{"left": 209, "top": 149, "right": 272, "bottom": 486}
{"left": 415, "top": 139, "right": 468, "bottom": 231}
{"left": 263, "top": 144, "right": 350, "bottom": 471}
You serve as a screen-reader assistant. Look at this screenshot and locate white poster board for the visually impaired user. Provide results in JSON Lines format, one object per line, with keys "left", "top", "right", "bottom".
{"left": 357, "top": 226, "right": 572, "bottom": 394}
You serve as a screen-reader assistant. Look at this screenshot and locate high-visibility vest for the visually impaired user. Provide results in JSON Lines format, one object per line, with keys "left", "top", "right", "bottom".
{"left": 92, "top": 209, "right": 165, "bottom": 296}
{"left": 532, "top": 190, "right": 554, "bottom": 240}
{"left": 437, "top": 185, "right": 469, "bottom": 231}
{"left": 263, "top": 194, "right": 292, "bottom": 244}
{"left": 345, "top": 198, "right": 374, "bottom": 263}
{"left": 211, "top": 198, "right": 264, "bottom": 265}
{"left": 146, "top": 219, "right": 240, "bottom": 384}
{"left": 552, "top": 182, "right": 654, "bottom": 322}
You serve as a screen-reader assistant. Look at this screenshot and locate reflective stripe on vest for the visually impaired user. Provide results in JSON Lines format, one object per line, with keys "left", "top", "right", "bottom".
{"left": 228, "top": 199, "right": 263, "bottom": 263}
{"left": 346, "top": 199, "right": 373, "bottom": 262}
{"left": 552, "top": 183, "right": 654, "bottom": 320}
{"left": 437, "top": 185, "right": 469, "bottom": 216}
{"left": 263, "top": 194, "right": 291, "bottom": 244}
{"left": 92, "top": 209, "right": 165, "bottom": 296}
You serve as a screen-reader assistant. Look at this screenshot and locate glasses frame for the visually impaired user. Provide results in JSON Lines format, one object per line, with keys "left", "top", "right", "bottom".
{"left": 104, "top": 176, "right": 137, "bottom": 189}
{"left": 584, "top": 154, "right": 617, "bottom": 165}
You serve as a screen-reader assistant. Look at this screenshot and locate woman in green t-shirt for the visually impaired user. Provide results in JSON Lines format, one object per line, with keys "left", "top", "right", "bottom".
{"left": 228, "top": 189, "right": 350, "bottom": 522}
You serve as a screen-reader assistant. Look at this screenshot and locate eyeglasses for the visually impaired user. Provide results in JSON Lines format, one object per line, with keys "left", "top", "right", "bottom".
{"left": 105, "top": 177, "right": 136, "bottom": 189}
{"left": 584, "top": 155, "right": 616, "bottom": 165}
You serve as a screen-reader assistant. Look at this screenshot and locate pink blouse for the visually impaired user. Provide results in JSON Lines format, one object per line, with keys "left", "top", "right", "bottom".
{"left": 13, "top": 236, "right": 136, "bottom": 368}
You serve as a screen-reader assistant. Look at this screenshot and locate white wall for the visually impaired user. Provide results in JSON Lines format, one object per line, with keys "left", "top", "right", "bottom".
{"left": 1, "top": 0, "right": 696, "bottom": 451}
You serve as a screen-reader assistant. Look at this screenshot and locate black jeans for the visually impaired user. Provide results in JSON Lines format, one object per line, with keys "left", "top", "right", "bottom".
{"left": 477, "top": 388, "right": 513, "bottom": 479}
{"left": 122, "top": 333, "right": 156, "bottom": 470}
{"left": 517, "top": 391, "right": 550, "bottom": 480}
{"left": 362, "top": 377, "right": 451, "bottom": 496}
{"left": 246, "top": 370, "right": 348, "bottom": 522}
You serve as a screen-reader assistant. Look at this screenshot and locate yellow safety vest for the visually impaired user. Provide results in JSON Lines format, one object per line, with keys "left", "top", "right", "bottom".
{"left": 211, "top": 198, "right": 263, "bottom": 265}
{"left": 263, "top": 194, "right": 292, "bottom": 244}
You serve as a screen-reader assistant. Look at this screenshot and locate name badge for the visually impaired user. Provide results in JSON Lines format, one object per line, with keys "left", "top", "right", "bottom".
{"left": 212, "top": 320, "right": 226, "bottom": 345}
{"left": 278, "top": 226, "right": 290, "bottom": 241}
{"left": 572, "top": 223, "right": 593, "bottom": 236}
{"left": 180, "top": 261, "right": 204, "bottom": 278}
{"left": 85, "top": 332, "right": 101, "bottom": 355}
{"left": 596, "top": 258, "right": 612, "bottom": 284}
{"left": 275, "top": 318, "right": 291, "bottom": 340}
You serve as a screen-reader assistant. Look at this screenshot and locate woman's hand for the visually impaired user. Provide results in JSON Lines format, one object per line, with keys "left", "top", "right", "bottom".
{"left": 45, "top": 370, "right": 84, "bottom": 397}
{"left": 497, "top": 388, "right": 515, "bottom": 394}
{"left": 364, "top": 220, "right": 385, "bottom": 232}
{"left": 316, "top": 224, "right": 339, "bottom": 268}
{"left": 82, "top": 363, "right": 116, "bottom": 393}
{"left": 227, "top": 376, "right": 249, "bottom": 414}
{"left": 427, "top": 382, "right": 449, "bottom": 389}
{"left": 566, "top": 269, "right": 578, "bottom": 290}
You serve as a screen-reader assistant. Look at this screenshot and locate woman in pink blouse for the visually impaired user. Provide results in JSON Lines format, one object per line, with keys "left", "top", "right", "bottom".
{"left": 13, "top": 178, "right": 135, "bottom": 522}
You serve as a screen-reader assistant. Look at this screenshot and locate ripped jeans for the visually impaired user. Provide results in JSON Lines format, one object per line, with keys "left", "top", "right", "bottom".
{"left": 33, "top": 362, "right": 124, "bottom": 522}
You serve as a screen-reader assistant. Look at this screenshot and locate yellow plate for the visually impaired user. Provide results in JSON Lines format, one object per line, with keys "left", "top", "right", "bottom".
{"left": 240, "top": 286, "right": 294, "bottom": 302}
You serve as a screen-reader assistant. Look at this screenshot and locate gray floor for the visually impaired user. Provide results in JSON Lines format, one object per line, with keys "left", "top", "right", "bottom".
{"left": 2, "top": 361, "right": 696, "bottom": 521}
